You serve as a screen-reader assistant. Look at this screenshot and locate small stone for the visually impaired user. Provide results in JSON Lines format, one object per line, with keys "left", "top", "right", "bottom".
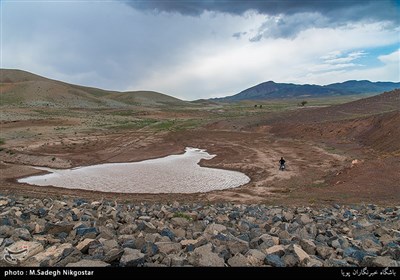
{"left": 170, "top": 217, "right": 190, "bottom": 228}
{"left": 103, "top": 248, "right": 124, "bottom": 263}
{"left": 66, "top": 259, "right": 110, "bottom": 267}
{"left": 37, "top": 208, "right": 47, "bottom": 218}
{"left": 141, "top": 242, "right": 159, "bottom": 256}
{"left": 316, "top": 245, "right": 334, "bottom": 259}
{"left": 292, "top": 244, "right": 310, "bottom": 265}
{"left": 119, "top": 248, "right": 145, "bottom": 267}
{"left": 24, "top": 243, "right": 73, "bottom": 266}
{"left": 101, "top": 239, "right": 119, "bottom": 251}
{"left": 0, "top": 200, "right": 8, "bottom": 206}
{"left": 265, "top": 245, "right": 285, "bottom": 257}
{"left": 171, "top": 255, "right": 186, "bottom": 266}
{"left": 76, "top": 238, "right": 95, "bottom": 253}
{"left": 180, "top": 239, "right": 198, "bottom": 247}
{"left": 188, "top": 243, "right": 225, "bottom": 267}
{"left": 155, "top": 242, "right": 182, "bottom": 254}
{"left": 171, "top": 228, "right": 186, "bottom": 239}
{"left": 298, "top": 214, "right": 313, "bottom": 224}
{"left": 75, "top": 227, "right": 99, "bottom": 239}
{"left": 300, "top": 239, "right": 316, "bottom": 255}
{"left": 45, "top": 222, "right": 74, "bottom": 235}
{"left": 122, "top": 239, "right": 136, "bottom": 249}
{"left": 137, "top": 221, "right": 157, "bottom": 233}
{"left": 160, "top": 228, "right": 175, "bottom": 240}
{"left": 245, "top": 249, "right": 266, "bottom": 266}
{"left": 282, "top": 254, "right": 298, "bottom": 267}
{"left": 228, "top": 254, "right": 248, "bottom": 267}
{"left": 204, "top": 223, "right": 227, "bottom": 235}
{"left": 264, "top": 254, "right": 285, "bottom": 267}
{"left": 307, "top": 257, "right": 324, "bottom": 267}
{"left": 13, "top": 228, "right": 31, "bottom": 241}
{"left": 331, "top": 239, "right": 341, "bottom": 249}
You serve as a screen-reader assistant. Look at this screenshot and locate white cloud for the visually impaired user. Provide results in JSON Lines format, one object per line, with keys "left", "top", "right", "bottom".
{"left": 379, "top": 49, "right": 400, "bottom": 64}
{"left": 132, "top": 21, "right": 399, "bottom": 99}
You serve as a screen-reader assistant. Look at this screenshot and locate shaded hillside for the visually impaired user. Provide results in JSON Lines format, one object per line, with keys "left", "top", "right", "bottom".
{"left": 107, "top": 91, "right": 186, "bottom": 106}
{"left": 278, "top": 89, "right": 400, "bottom": 123}
{"left": 270, "top": 90, "right": 400, "bottom": 154}
{"left": 0, "top": 69, "right": 185, "bottom": 108}
{"left": 214, "top": 80, "right": 400, "bottom": 101}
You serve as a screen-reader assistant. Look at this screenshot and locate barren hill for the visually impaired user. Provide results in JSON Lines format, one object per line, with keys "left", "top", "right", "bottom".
{"left": 270, "top": 89, "right": 400, "bottom": 154}
{"left": 0, "top": 69, "right": 185, "bottom": 108}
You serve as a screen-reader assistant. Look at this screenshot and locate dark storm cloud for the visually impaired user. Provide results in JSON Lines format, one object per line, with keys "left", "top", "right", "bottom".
{"left": 124, "top": 0, "right": 399, "bottom": 40}
{"left": 124, "top": 0, "right": 400, "bottom": 23}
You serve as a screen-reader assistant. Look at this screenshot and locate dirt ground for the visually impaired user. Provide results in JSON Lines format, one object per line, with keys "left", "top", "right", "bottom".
{"left": 1, "top": 96, "right": 399, "bottom": 206}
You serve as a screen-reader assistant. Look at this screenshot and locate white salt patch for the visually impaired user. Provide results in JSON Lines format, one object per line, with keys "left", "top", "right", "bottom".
{"left": 18, "top": 147, "right": 250, "bottom": 193}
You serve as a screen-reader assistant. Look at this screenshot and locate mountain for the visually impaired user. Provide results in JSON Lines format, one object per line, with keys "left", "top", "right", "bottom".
{"left": 213, "top": 80, "right": 400, "bottom": 101}
{"left": 0, "top": 69, "right": 186, "bottom": 107}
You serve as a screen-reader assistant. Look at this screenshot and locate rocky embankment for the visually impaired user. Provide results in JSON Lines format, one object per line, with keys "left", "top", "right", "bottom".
{"left": 0, "top": 195, "right": 399, "bottom": 267}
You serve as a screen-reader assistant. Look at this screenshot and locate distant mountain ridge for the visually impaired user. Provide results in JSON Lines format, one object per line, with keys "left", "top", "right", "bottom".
{"left": 213, "top": 80, "right": 400, "bottom": 101}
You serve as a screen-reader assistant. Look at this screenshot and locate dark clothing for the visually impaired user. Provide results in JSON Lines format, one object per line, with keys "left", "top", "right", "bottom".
{"left": 279, "top": 159, "right": 285, "bottom": 165}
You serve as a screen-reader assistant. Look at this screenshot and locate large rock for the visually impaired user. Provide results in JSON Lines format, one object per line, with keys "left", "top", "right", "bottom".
{"left": 101, "top": 239, "right": 119, "bottom": 252}
{"left": 75, "top": 227, "right": 99, "bottom": 239}
{"left": 155, "top": 242, "right": 182, "bottom": 254}
{"left": 141, "top": 242, "right": 159, "bottom": 256}
{"left": 160, "top": 228, "right": 175, "bottom": 240}
{"left": 44, "top": 222, "right": 74, "bottom": 235}
{"left": 316, "top": 245, "right": 334, "bottom": 259}
{"left": 211, "top": 233, "right": 249, "bottom": 255}
{"left": 299, "top": 239, "right": 316, "bottom": 255}
{"left": 170, "top": 217, "right": 190, "bottom": 228}
{"left": 188, "top": 244, "right": 225, "bottom": 267}
{"left": 251, "top": 233, "right": 279, "bottom": 250}
{"left": 265, "top": 245, "right": 285, "bottom": 257}
{"left": 119, "top": 224, "right": 138, "bottom": 235}
{"left": 245, "top": 249, "right": 266, "bottom": 266}
{"left": 137, "top": 221, "right": 157, "bottom": 233}
{"left": 227, "top": 254, "right": 248, "bottom": 267}
{"left": 53, "top": 248, "right": 82, "bottom": 267}
{"left": 76, "top": 238, "right": 95, "bottom": 253}
{"left": 204, "top": 223, "right": 227, "bottom": 236}
{"left": 297, "top": 214, "right": 313, "bottom": 225}
{"left": 12, "top": 228, "right": 31, "bottom": 241}
{"left": 103, "top": 248, "right": 124, "bottom": 263}
{"left": 264, "top": 254, "right": 285, "bottom": 267}
{"left": 119, "top": 248, "right": 145, "bottom": 267}
{"left": 24, "top": 243, "right": 73, "bottom": 266}
{"left": 291, "top": 244, "right": 310, "bottom": 265}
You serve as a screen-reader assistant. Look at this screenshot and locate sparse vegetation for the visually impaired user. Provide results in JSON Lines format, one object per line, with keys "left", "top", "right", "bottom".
{"left": 173, "top": 212, "right": 193, "bottom": 221}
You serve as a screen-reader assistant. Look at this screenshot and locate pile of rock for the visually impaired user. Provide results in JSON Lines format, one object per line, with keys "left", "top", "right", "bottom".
{"left": 0, "top": 195, "right": 398, "bottom": 267}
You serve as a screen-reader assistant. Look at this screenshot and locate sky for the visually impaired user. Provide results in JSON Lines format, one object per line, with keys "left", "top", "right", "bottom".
{"left": 1, "top": 0, "right": 399, "bottom": 100}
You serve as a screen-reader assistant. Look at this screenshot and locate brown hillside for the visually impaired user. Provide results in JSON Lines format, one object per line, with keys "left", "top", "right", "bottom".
{"left": 270, "top": 90, "right": 400, "bottom": 154}
{"left": 0, "top": 69, "right": 185, "bottom": 107}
